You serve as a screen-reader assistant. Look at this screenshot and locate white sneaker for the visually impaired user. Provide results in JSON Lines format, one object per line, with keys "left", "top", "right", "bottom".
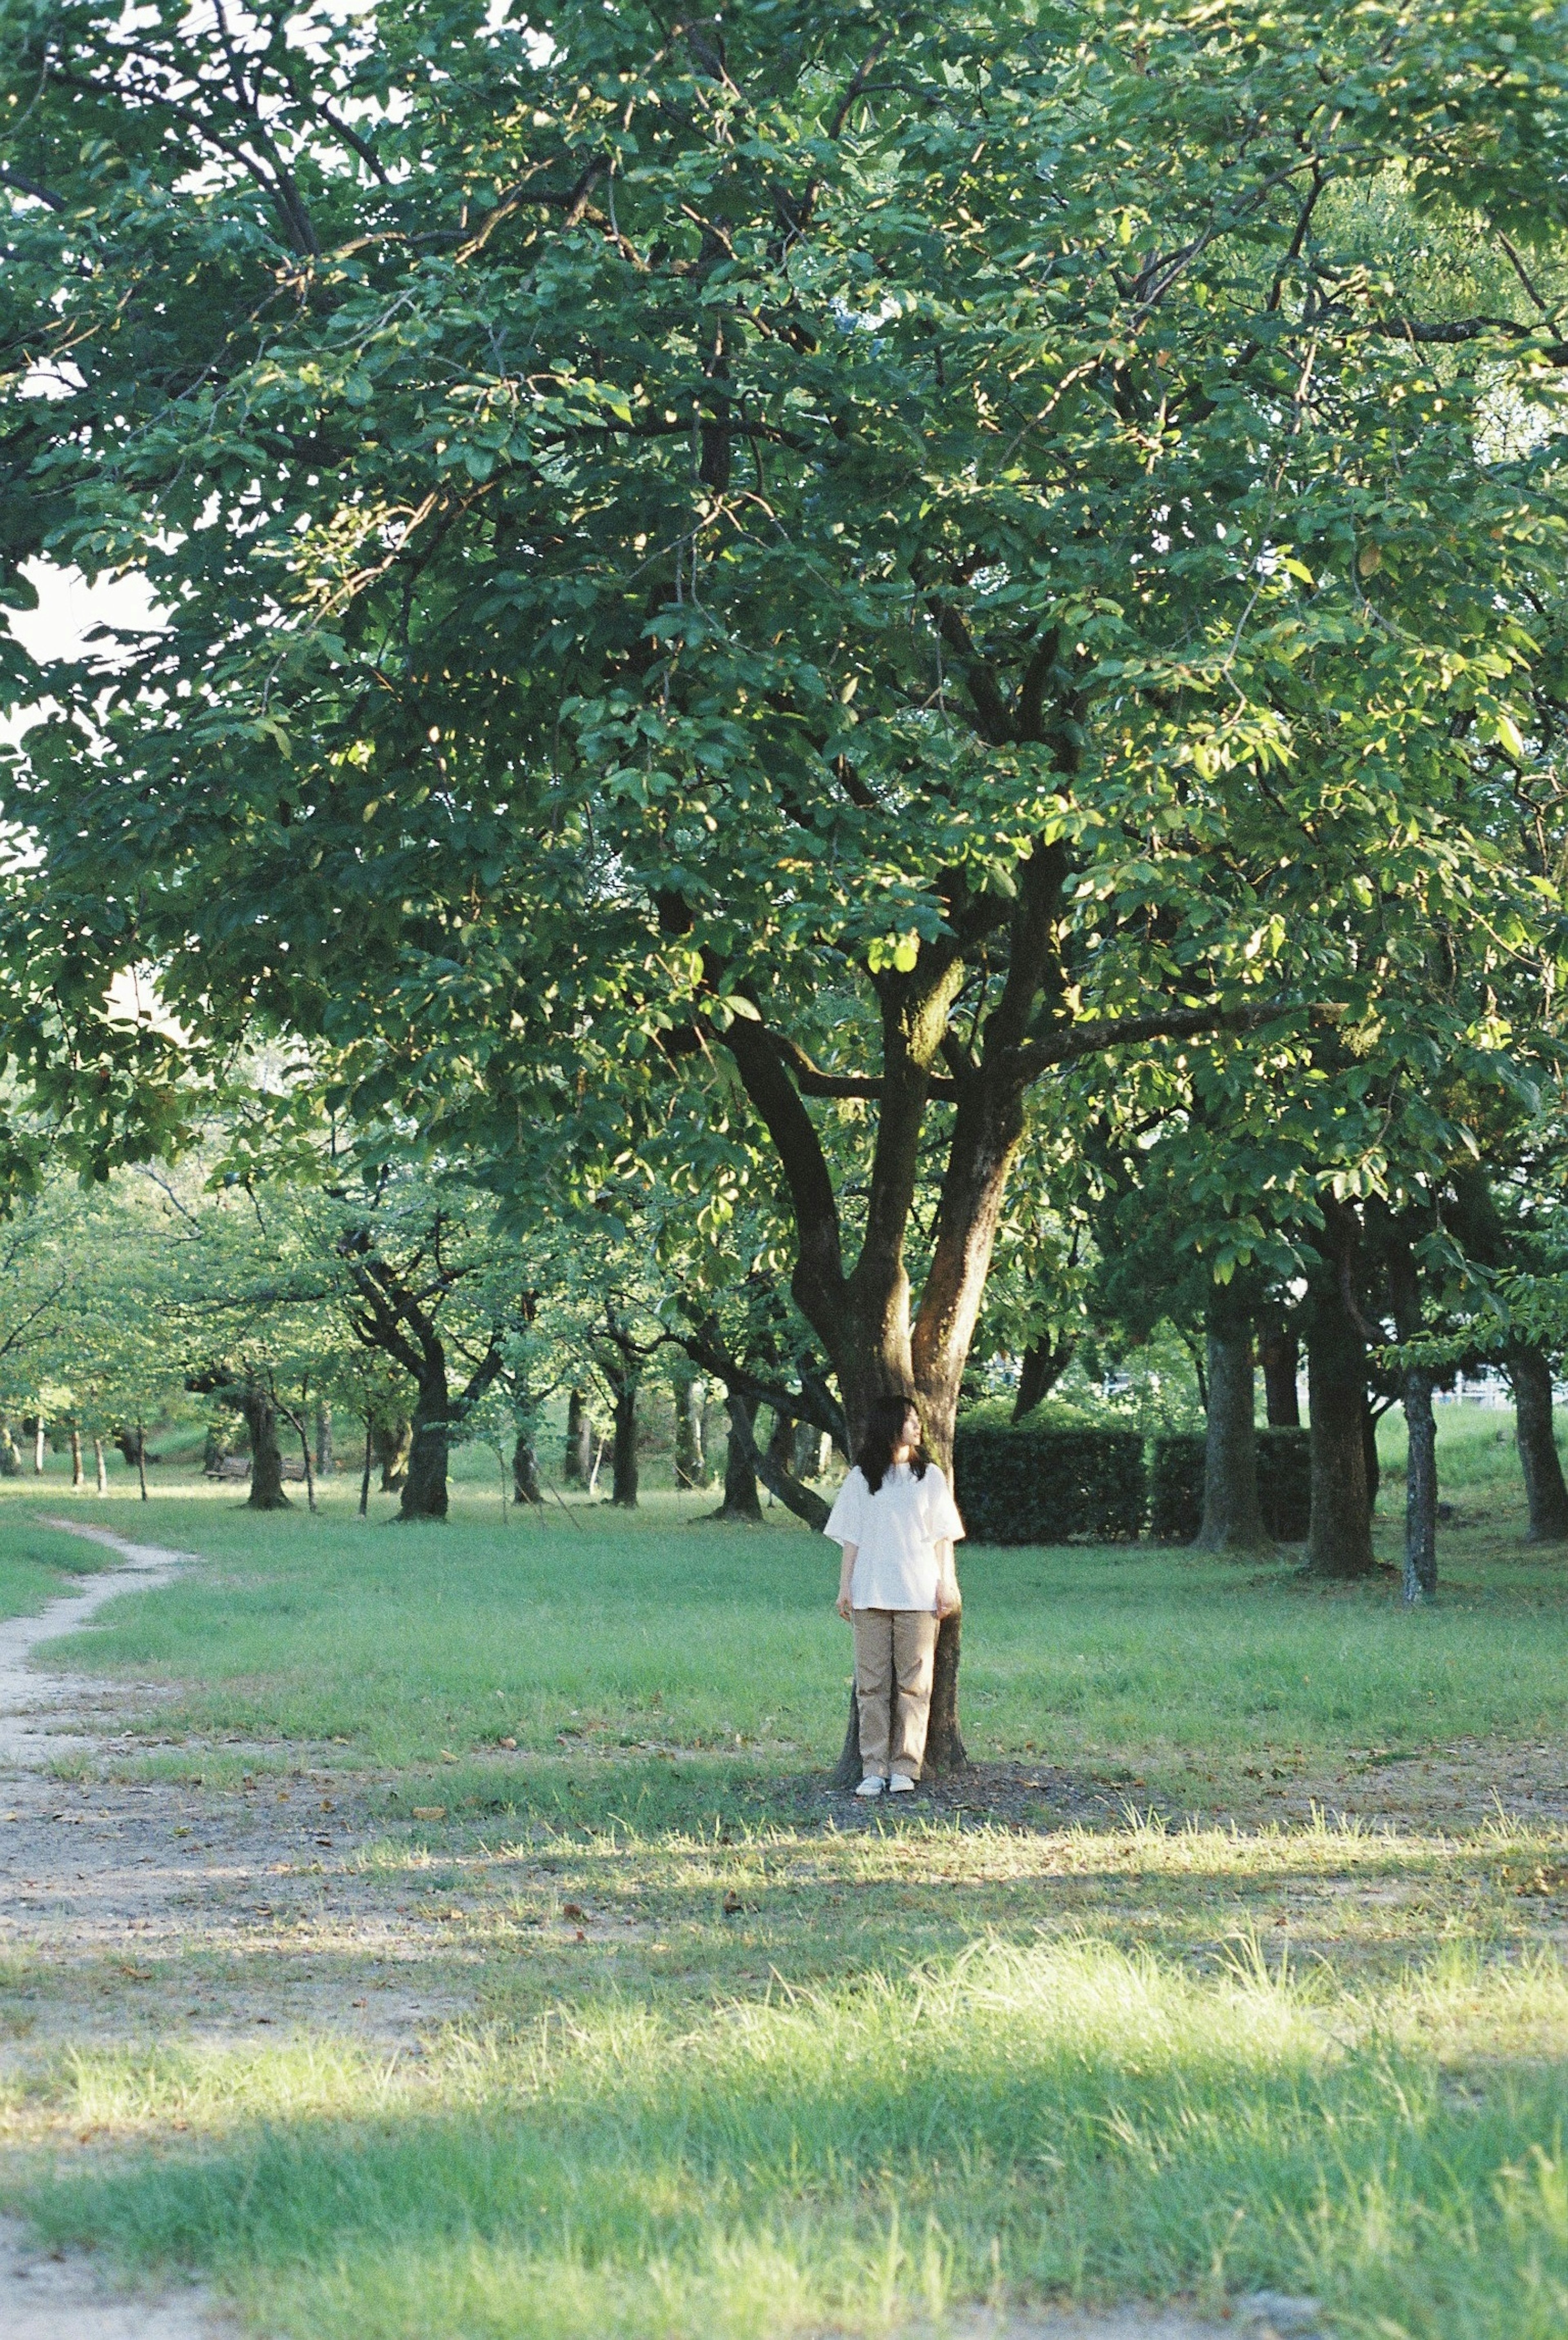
{"left": 888, "top": 1774, "right": 916, "bottom": 1794}
{"left": 854, "top": 1775, "right": 885, "bottom": 1797}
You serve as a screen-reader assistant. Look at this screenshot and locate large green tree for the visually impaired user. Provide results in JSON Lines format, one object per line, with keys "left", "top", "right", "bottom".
{"left": 6, "top": 0, "right": 1568, "bottom": 1750}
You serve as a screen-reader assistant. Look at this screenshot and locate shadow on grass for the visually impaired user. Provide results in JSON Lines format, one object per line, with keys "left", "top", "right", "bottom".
{"left": 12, "top": 1939, "right": 1568, "bottom": 2340}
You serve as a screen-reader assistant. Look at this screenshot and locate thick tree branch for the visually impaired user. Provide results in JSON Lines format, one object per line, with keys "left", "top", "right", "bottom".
{"left": 1008, "top": 998, "right": 1286, "bottom": 1083}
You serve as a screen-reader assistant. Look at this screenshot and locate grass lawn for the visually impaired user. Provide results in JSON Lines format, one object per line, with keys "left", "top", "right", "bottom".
{"left": 3, "top": 1406, "right": 1568, "bottom": 2337}
{"left": 0, "top": 1510, "right": 123, "bottom": 1623}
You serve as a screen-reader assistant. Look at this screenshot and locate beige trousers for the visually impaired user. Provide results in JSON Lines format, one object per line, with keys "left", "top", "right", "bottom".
{"left": 852, "top": 1608, "right": 939, "bottom": 1780}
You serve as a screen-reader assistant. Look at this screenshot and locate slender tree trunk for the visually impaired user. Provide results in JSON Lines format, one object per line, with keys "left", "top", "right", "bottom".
{"left": 1196, "top": 1314, "right": 1269, "bottom": 1552}
{"left": 292, "top": 1405, "right": 317, "bottom": 1514}
{"left": 1384, "top": 1218, "right": 1438, "bottom": 1604}
{"left": 243, "top": 1387, "right": 290, "bottom": 1511}
{"left": 1403, "top": 1366, "right": 1438, "bottom": 1603}
{"left": 359, "top": 1415, "right": 373, "bottom": 1517}
{"left": 512, "top": 1420, "right": 543, "bottom": 1506}
{"left": 1509, "top": 1343, "right": 1568, "bottom": 1543}
{"left": 134, "top": 1415, "right": 149, "bottom": 1503}
{"left": 69, "top": 1427, "right": 83, "bottom": 1489}
{"left": 399, "top": 1366, "right": 450, "bottom": 1521}
{"left": 712, "top": 1393, "right": 763, "bottom": 1521}
{"left": 1259, "top": 1326, "right": 1301, "bottom": 1426}
{"left": 1363, "top": 1405, "right": 1382, "bottom": 1515}
{"left": 94, "top": 1437, "right": 107, "bottom": 1497}
{"left": 610, "top": 1377, "right": 639, "bottom": 1508}
{"left": 315, "top": 1400, "right": 334, "bottom": 1475}
{"left": 1012, "top": 1333, "right": 1074, "bottom": 1423}
{"left": 673, "top": 1368, "right": 706, "bottom": 1488}
{"left": 32, "top": 1418, "right": 45, "bottom": 1475}
{"left": 0, "top": 1422, "right": 18, "bottom": 1478}
{"left": 564, "top": 1389, "right": 592, "bottom": 1485}
{"left": 1306, "top": 1286, "right": 1374, "bottom": 1578}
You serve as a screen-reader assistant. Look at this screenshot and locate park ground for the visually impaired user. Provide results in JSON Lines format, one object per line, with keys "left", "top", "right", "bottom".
{"left": 1, "top": 1413, "right": 1568, "bottom": 2337}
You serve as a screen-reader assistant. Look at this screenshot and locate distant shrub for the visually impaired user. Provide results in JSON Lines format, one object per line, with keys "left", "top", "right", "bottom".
{"left": 954, "top": 1419, "right": 1146, "bottom": 1544}
{"left": 1147, "top": 1427, "right": 1312, "bottom": 1544}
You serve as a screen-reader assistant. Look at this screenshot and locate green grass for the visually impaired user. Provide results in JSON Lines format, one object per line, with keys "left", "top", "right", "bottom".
{"left": 15, "top": 1407, "right": 1568, "bottom": 1806}
{"left": 0, "top": 1512, "right": 122, "bottom": 1622}
{"left": 6, "top": 1405, "right": 1568, "bottom": 2338}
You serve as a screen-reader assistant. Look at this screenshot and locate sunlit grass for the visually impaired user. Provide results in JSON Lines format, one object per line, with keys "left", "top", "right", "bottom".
{"left": 13, "top": 1939, "right": 1568, "bottom": 2338}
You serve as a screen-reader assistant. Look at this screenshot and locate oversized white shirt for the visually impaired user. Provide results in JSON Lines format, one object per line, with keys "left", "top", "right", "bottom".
{"left": 824, "top": 1461, "right": 965, "bottom": 1611}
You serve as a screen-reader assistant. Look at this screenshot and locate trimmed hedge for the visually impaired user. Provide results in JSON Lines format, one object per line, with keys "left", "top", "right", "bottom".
{"left": 1147, "top": 1432, "right": 1206, "bottom": 1543}
{"left": 953, "top": 1420, "right": 1146, "bottom": 1544}
{"left": 1147, "top": 1425, "right": 1312, "bottom": 1545}
{"left": 1258, "top": 1425, "right": 1312, "bottom": 1541}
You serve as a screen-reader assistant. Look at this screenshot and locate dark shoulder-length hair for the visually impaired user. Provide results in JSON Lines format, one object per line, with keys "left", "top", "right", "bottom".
{"left": 857, "top": 1392, "right": 929, "bottom": 1495}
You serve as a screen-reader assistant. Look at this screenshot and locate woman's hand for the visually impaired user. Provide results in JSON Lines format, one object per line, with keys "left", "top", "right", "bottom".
{"left": 837, "top": 1544, "right": 857, "bottom": 1621}
{"left": 935, "top": 1581, "right": 962, "bottom": 1619}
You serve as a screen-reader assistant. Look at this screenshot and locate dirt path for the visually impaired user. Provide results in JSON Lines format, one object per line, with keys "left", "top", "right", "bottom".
{"left": 0, "top": 1521, "right": 198, "bottom": 1765}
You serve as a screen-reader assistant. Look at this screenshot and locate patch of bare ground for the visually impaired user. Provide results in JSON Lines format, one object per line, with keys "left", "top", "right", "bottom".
{"left": 0, "top": 2214, "right": 235, "bottom": 2339}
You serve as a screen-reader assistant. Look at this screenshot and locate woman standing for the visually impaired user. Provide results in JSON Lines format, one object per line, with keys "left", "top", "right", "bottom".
{"left": 824, "top": 1393, "right": 964, "bottom": 1796}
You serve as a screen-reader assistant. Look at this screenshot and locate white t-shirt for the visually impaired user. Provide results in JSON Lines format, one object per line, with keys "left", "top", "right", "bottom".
{"left": 824, "top": 1462, "right": 965, "bottom": 1611}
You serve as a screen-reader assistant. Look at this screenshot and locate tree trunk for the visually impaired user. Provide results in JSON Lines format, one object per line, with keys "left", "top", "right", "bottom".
{"left": 1509, "top": 1343, "right": 1568, "bottom": 1542}
{"left": 1306, "top": 1287, "right": 1374, "bottom": 1578}
{"left": 0, "top": 1422, "right": 18, "bottom": 1478}
{"left": 1196, "top": 1315, "right": 1269, "bottom": 1552}
{"left": 290, "top": 1406, "right": 318, "bottom": 1514}
{"left": 564, "top": 1389, "right": 592, "bottom": 1485}
{"left": 763, "top": 1408, "right": 794, "bottom": 1503}
{"left": 512, "top": 1421, "right": 543, "bottom": 1506}
{"left": 673, "top": 1368, "right": 707, "bottom": 1488}
{"left": 794, "top": 1420, "right": 827, "bottom": 1481}
{"left": 375, "top": 1416, "right": 412, "bottom": 1492}
{"left": 713, "top": 1393, "right": 763, "bottom": 1521}
{"left": 1403, "top": 1365, "right": 1438, "bottom": 1603}
{"left": 399, "top": 1365, "right": 450, "bottom": 1521}
{"left": 609, "top": 1376, "right": 639, "bottom": 1507}
{"left": 1259, "top": 1326, "right": 1301, "bottom": 1425}
{"left": 359, "top": 1416, "right": 373, "bottom": 1517}
{"left": 69, "top": 1427, "right": 83, "bottom": 1489}
{"left": 134, "top": 1416, "right": 149, "bottom": 1503}
{"left": 1362, "top": 1405, "right": 1382, "bottom": 1515}
{"left": 32, "top": 1418, "right": 45, "bottom": 1475}
{"left": 242, "top": 1387, "right": 291, "bottom": 1511}
{"left": 315, "top": 1400, "right": 334, "bottom": 1475}
{"left": 1012, "top": 1333, "right": 1074, "bottom": 1423}
{"left": 94, "top": 1437, "right": 107, "bottom": 1496}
